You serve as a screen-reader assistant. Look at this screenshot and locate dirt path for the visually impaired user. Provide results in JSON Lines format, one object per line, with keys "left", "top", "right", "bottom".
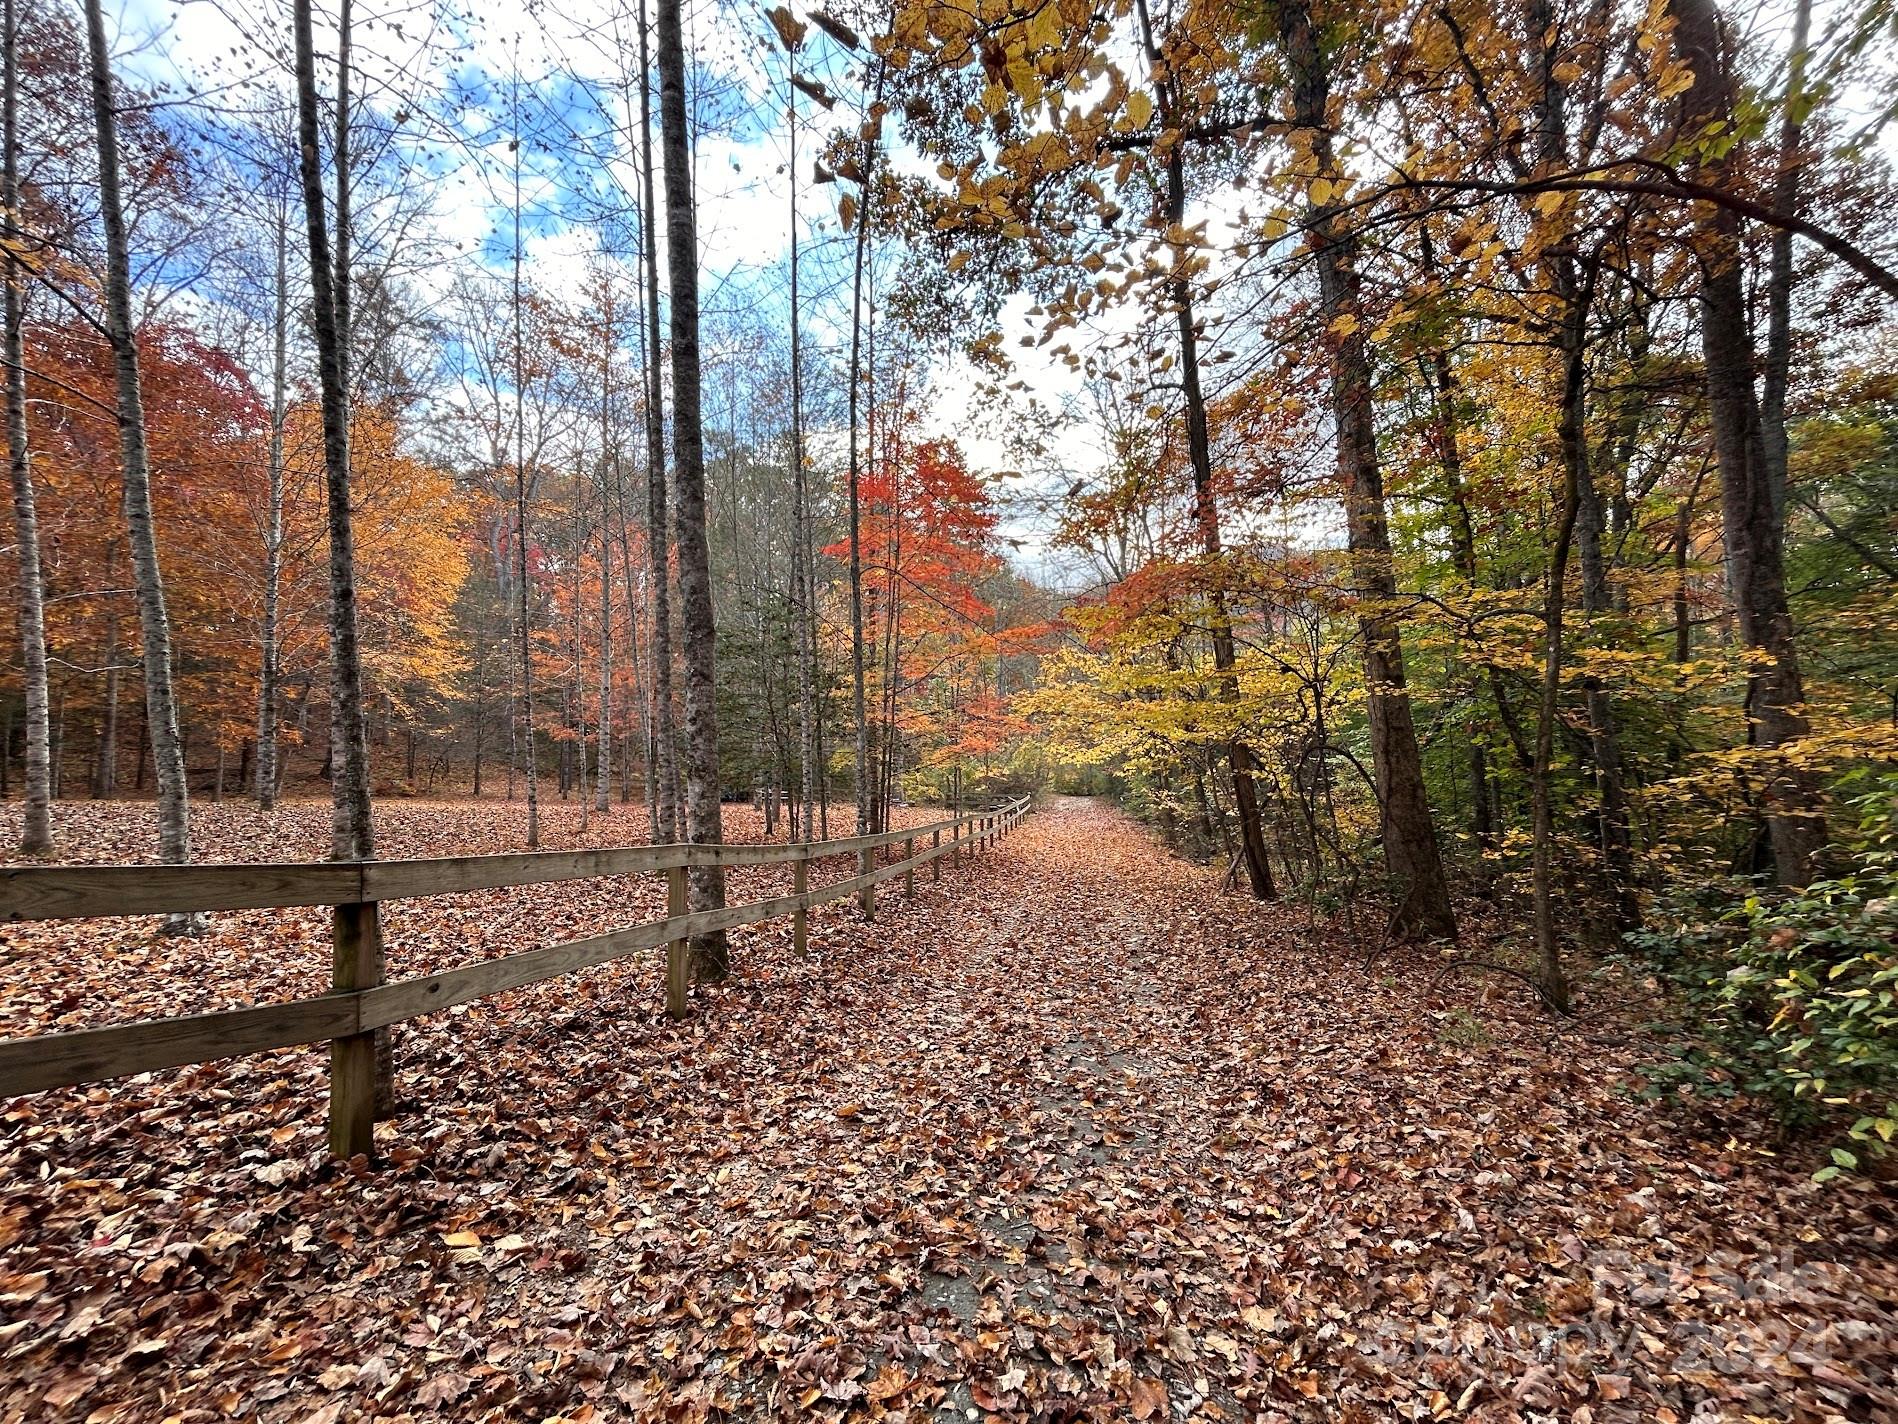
{"left": 2, "top": 798, "right": 1893, "bottom": 1422}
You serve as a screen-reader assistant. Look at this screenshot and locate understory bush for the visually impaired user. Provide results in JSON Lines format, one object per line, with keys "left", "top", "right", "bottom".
{"left": 1626, "top": 822, "right": 1898, "bottom": 1180}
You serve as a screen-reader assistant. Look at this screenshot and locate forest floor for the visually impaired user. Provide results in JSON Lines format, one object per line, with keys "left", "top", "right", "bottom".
{"left": 1, "top": 796, "right": 1894, "bottom": 1424}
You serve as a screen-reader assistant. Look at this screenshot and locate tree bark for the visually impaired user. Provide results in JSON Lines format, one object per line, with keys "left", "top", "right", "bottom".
{"left": 788, "top": 76, "right": 819, "bottom": 843}
{"left": 84, "top": 0, "right": 196, "bottom": 916}
{"left": 510, "top": 75, "right": 540, "bottom": 850}
{"left": 295, "top": 0, "right": 375, "bottom": 863}
{"left": 3, "top": 0, "right": 48, "bottom": 853}
{"left": 1530, "top": 303, "right": 1585, "bottom": 1015}
{"left": 1424, "top": 349, "right": 1496, "bottom": 866}
{"left": 1670, "top": 0, "right": 1826, "bottom": 885}
{"left": 1527, "top": 0, "right": 1637, "bottom": 930}
{"left": 92, "top": 542, "right": 120, "bottom": 799}
{"left": 596, "top": 489, "right": 613, "bottom": 813}
{"left": 594, "top": 298, "right": 616, "bottom": 815}
{"left": 257, "top": 187, "right": 289, "bottom": 811}
{"left": 295, "top": 0, "right": 389, "bottom": 1109}
{"left": 846, "top": 128, "right": 872, "bottom": 840}
{"left": 1280, "top": 0, "right": 1454, "bottom": 939}
{"left": 1573, "top": 364, "right": 1638, "bottom": 929}
{"left": 637, "top": 0, "right": 679, "bottom": 844}
{"left": 656, "top": 0, "right": 729, "bottom": 974}
{"left": 1139, "top": 15, "right": 1275, "bottom": 900}
{"left": 1760, "top": 0, "right": 1811, "bottom": 523}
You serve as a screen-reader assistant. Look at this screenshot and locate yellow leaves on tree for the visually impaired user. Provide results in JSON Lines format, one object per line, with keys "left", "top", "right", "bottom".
{"left": 282, "top": 402, "right": 472, "bottom": 717}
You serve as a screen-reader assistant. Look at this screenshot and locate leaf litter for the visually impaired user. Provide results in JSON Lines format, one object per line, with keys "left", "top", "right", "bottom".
{"left": 1, "top": 796, "right": 1893, "bottom": 1422}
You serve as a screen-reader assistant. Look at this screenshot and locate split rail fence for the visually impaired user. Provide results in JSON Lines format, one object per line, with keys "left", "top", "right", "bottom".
{"left": 0, "top": 796, "right": 1031, "bottom": 1156}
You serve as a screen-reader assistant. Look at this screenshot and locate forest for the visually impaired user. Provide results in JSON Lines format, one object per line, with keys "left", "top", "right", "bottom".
{"left": 1, "top": 0, "right": 1896, "bottom": 1415}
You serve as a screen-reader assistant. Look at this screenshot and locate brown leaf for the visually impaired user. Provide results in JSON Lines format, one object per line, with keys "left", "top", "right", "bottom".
{"left": 1130, "top": 1376, "right": 1167, "bottom": 1419}
{"left": 416, "top": 1372, "right": 472, "bottom": 1407}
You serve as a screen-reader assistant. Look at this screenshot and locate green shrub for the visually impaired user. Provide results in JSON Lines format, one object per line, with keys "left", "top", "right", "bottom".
{"left": 1625, "top": 852, "right": 1898, "bottom": 1182}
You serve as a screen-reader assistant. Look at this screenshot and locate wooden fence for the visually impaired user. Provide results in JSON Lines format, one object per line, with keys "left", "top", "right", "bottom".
{"left": 0, "top": 796, "right": 1031, "bottom": 1156}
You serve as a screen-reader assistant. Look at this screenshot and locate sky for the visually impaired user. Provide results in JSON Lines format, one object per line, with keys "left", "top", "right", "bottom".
{"left": 111, "top": 0, "right": 1107, "bottom": 586}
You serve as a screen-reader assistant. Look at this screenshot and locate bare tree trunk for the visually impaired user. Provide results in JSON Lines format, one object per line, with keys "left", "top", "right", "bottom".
{"left": 656, "top": 0, "right": 728, "bottom": 973}
{"left": 52, "top": 682, "right": 64, "bottom": 800}
{"left": 1528, "top": 0, "right": 1635, "bottom": 932}
{"left": 295, "top": 0, "right": 388, "bottom": 1111}
{"left": 1280, "top": 0, "right": 1454, "bottom": 939}
{"left": 504, "top": 629, "right": 518, "bottom": 799}
{"left": 472, "top": 634, "right": 486, "bottom": 795}
{"left": 637, "top": 0, "right": 679, "bottom": 844}
{"left": 1424, "top": 348, "right": 1496, "bottom": 868}
{"left": 881, "top": 513, "right": 901, "bottom": 828}
{"left": 510, "top": 75, "right": 540, "bottom": 850}
{"left": 1760, "top": 0, "right": 1811, "bottom": 523}
{"left": 92, "top": 545, "right": 119, "bottom": 799}
{"left": 1575, "top": 396, "right": 1638, "bottom": 928}
{"left": 295, "top": 0, "right": 375, "bottom": 863}
{"left": 788, "top": 77, "right": 818, "bottom": 843}
{"left": 593, "top": 334, "right": 614, "bottom": 815}
{"left": 1523, "top": 278, "right": 1593, "bottom": 1014}
{"left": 847, "top": 141, "right": 872, "bottom": 839}
{"left": 1136, "top": 1, "right": 1275, "bottom": 899}
{"left": 3, "top": 0, "right": 48, "bottom": 853}
{"left": 257, "top": 188, "right": 289, "bottom": 811}
{"left": 611, "top": 463, "right": 654, "bottom": 819}
{"left": 84, "top": 0, "right": 196, "bottom": 921}
{"left": 1671, "top": 0, "right": 1826, "bottom": 885}
{"left": 596, "top": 490, "right": 613, "bottom": 813}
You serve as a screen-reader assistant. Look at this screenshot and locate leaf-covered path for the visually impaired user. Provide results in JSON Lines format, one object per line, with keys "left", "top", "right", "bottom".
{"left": 3, "top": 797, "right": 1895, "bottom": 1423}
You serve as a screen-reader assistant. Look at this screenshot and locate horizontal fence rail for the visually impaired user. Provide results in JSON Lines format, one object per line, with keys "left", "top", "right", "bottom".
{"left": 1, "top": 812, "right": 1013, "bottom": 922}
{"left": 0, "top": 797, "right": 1030, "bottom": 1156}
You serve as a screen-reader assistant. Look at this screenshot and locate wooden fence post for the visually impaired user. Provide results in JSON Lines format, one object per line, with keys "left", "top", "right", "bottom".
{"left": 858, "top": 847, "right": 875, "bottom": 921}
{"left": 793, "top": 855, "right": 809, "bottom": 956}
{"left": 905, "top": 837, "right": 915, "bottom": 897}
{"left": 328, "top": 899, "right": 382, "bottom": 1160}
{"left": 932, "top": 828, "right": 941, "bottom": 881}
{"left": 665, "top": 864, "right": 688, "bottom": 1020}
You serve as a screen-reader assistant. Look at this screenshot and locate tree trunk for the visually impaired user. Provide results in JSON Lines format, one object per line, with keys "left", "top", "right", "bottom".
{"left": 295, "top": 0, "right": 389, "bottom": 1111}
{"left": 257, "top": 187, "right": 289, "bottom": 811}
{"left": 1574, "top": 384, "right": 1638, "bottom": 928}
{"left": 1135, "top": 7, "right": 1276, "bottom": 899}
{"left": 1280, "top": 0, "right": 1454, "bottom": 938}
{"left": 84, "top": 0, "right": 195, "bottom": 918}
{"left": 1529, "top": 288, "right": 1589, "bottom": 1015}
{"left": 637, "top": 0, "right": 679, "bottom": 844}
{"left": 1425, "top": 348, "right": 1496, "bottom": 868}
{"left": 611, "top": 464, "right": 651, "bottom": 815}
{"left": 1529, "top": 0, "right": 1636, "bottom": 931}
{"left": 594, "top": 339, "right": 614, "bottom": 815}
{"left": 1760, "top": 0, "right": 1811, "bottom": 523}
{"left": 3, "top": 0, "right": 48, "bottom": 853}
{"left": 472, "top": 644, "right": 485, "bottom": 796}
{"left": 656, "top": 0, "right": 729, "bottom": 974}
{"left": 846, "top": 129, "right": 873, "bottom": 840}
{"left": 1670, "top": 0, "right": 1826, "bottom": 885}
{"left": 295, "top": 0, "right": 375, "bottom": 863}
{"left": 51, "top": 680, "right": 63, "bottom": 802}
{"left": 510, "top": 77, "right": 540, "bottom": 850}
{"left": 596, "top": 498, "right": 613, "bottom": 813}
{"left": 788, "top": 79, "right": 819, "bottom": 843}
{"left": 92, "top": 546, "right": 119, "bottom": 800}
